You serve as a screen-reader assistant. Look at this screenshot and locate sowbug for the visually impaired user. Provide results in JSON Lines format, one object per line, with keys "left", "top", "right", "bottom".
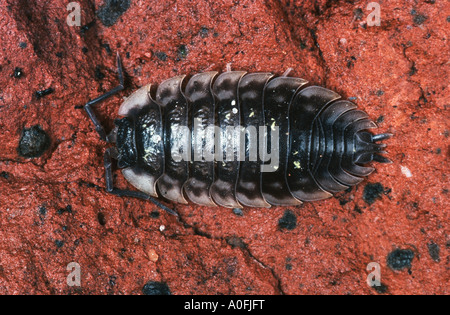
{"left": 84, "top": 54, "right": 391, "bottom": 216}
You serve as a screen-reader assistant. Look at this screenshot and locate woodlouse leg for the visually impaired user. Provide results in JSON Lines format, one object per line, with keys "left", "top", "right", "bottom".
{"left": 103, "top": 148, "right": 178, "bottom": 216}
{"left": 84, "top": 53, "right": 124, "bottom": 141}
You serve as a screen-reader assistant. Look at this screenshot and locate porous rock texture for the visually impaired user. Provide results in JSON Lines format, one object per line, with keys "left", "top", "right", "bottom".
{"left": 0, "top": 0, "right": 448, "bottom": 295}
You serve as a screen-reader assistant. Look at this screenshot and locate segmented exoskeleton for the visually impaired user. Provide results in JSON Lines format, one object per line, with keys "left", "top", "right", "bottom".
{"left": 84, "top": 55, "right": 391, "bottom": 215}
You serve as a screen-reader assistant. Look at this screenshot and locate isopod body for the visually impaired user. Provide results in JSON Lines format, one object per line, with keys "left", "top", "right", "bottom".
{"left": 86, "top": 59, "right": 391, "bottom": 211}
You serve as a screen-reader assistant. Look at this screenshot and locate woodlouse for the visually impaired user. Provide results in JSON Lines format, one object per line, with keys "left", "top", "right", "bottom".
{"left": 84, "top": 55, "right": 391, "bottom": 215}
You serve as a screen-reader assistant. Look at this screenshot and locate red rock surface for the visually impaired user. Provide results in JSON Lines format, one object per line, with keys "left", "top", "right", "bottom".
{"left": 0, "top": 0, "right": 448, "bottom": 295}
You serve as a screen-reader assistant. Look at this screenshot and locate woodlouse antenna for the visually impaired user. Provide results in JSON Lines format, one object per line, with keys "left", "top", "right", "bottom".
{"left": 282, "top": 68, "right": 294, "bottom": 77}
{"left": 84, "top": 53, "right": 124, "bottom": 141}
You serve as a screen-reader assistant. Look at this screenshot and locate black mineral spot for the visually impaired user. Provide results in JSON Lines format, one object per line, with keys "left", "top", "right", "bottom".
{"left": 142, "top": 281, "right": 171, "bottom": 295}
{"left": 97, "top": 212, "right": 107, "bottom": 226}
{"left": 102, "top": 43, "right": 112, "bottom": 54}
{"left": 387, "top": 249, "right": 415, "bottom": 271}
{"left": 58, "top": 205, "right": 73, "bottom": 215}
{"left": 80, "top": 20, "right": 96, "bottom": 35}
{"left": 97, "top": 0, "right": 131, "bottom": 27}
{"left": 447, "top": 16, "right": 450, "bottom": 23}
{"left": 95, "top": 66, "right": 105, "bottom": 80}
{"left": 13, "top": 67, "right": 23, "bottom": 78}
{"left": 55, "top": 240, "right": 65, "bottom": 248}
{"left": 232, "top": 208, "right": 243, "bottom": 216}
{"left": 346, "top": 59, "right": 354, "bottom": 69}
{"left": 299, "top": 40, "right": 307, "bottom": 50}
{"left": 109, "top": 275, "right": 117, "bottom": 287}
{"left": 200, "top": 27, "right": 209, "bottom": 38}
{"left": 150, "top": 210, "right": 160, "bottom": 219}
{"left": 347, "top": 56, "right": 357, "bottom": 68}
{"left": 0, "top": 171, "right": 10, "bottom": 180}
{"left": 373, "top": 283, "right": 388, "bottom": 294}
{"left": 19, "top": 42, "right": 27, "bottom": 49}
{"left": 226, "top": 236, "right": 247, "bottom": 249}
{"left": 353, "top": 8, "right": 364, "bottom": 20}
{"left": 278, "top": 210, "right": 297, "bottom": 231}
{"left": 408, "top": 65, "right": 417, "bottom": 76}
{"left": 18, "top": 125, "right": 50, "bottom": 158}
{"left": 376, "top": 90, "right": 384, "bottom": 96}
{"left": 413, "top": 14, "right": 427, "bottom": 25}
{"left": 155, "top": 51, "right": 168, "bottom": 61}
{"left": 377, "top": 115, "right": 385, "bottom": 124}
{"left": 35, "top": 88, "right": 54, "bottom": 99}
{"left": 224, "top": 257, "right": 237, "bottom": 276}
{"left": 363, "top": 183, "right": 384, "bottom": 205}
{"left": 38, "top": 205, "right": 47, "bottom": 216}
{"left": 427, "top": 242, "right": 440, "bottom": 262}
{"left": 177, "top": 45, "right": 189, "bottom": 59}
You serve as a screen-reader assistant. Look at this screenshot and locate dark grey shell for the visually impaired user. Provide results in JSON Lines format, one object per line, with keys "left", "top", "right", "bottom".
{"left": 114, "top": 71, "right": 391, "bottom": 208}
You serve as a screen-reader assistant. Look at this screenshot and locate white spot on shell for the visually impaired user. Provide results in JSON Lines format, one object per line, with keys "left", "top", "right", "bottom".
{"left": 152, "top": 135, "right": 161, "bottom": 143}
{"left": 271, "top": 121, "right": 276, "bottom": 131}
